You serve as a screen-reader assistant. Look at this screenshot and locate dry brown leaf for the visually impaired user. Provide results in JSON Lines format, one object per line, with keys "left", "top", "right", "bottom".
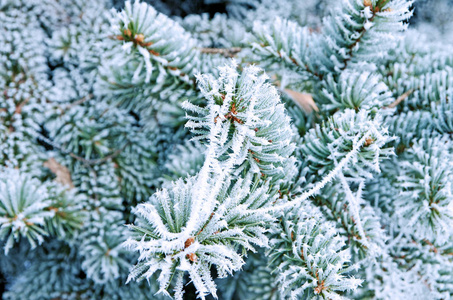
{"left": 284, "top": 89, "right": 319, "bottom": 114}
{"left": 43, "top": 158, "right": 74, "bottom": 189}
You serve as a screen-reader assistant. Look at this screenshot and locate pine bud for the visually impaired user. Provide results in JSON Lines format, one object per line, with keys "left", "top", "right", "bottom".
{"left": 186, "top": 253, "right": 198, "bottom": 262}
{"left": 135, "top": 34, "right": 144, "bottom": 43}
{"left": 364, "top": 137, "right": 375, "bottom": 146}
{"left": 184, "top": 237, "right": 195, "bottom": 248}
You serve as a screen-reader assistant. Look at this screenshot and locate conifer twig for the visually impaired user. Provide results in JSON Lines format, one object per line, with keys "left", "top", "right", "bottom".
{"left": 32, "top": 128, "right": 130, "bottom": 166}
{"left": 262, "top": 130, "right": 373, "bottom": 212}
{"left": 64, "top": 93, "right": 94, "bottom": 110}
{"left": 67, "top": 144, "right": 129, "bottom": 165}
{"left": 386, "top": 89, "right": 414, "bottom": 109}
{"left": 199, "top": 47, "right": 242, "bottom": 58}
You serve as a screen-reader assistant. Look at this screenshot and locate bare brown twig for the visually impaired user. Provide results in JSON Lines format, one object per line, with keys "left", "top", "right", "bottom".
{"left": 62, "top": 93, "right": 94, "bottom": 111}
{"left": 199, "top": 47, "right": 242, "bottom": 58}
{"left": 386, "top": 89, "right": 414, "bottom": 109}
{"left": 67, "top": 143, "right": 129, "bottom": 165}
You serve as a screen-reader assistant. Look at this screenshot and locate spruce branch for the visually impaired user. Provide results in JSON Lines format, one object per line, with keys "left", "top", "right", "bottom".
{"left": 267, "top": 206, "right": 362, "bottom": 299}
{"left": 312, "top": 182, "right": 386, "bottom": 259}
{"left": 250, "top": 0, "right": 413, "bottom": 79}
{"left": 301, "top": 109, "right": 394, "bottom": 177}
{"left": 3, "top": 0, "right": 453, "bottom": 299}
{"left": 317, "top": 71, "right": 394, "bottom": 112}
{"left": 262, "top": 128, "right": 375, "bottom": 213}
{"left": 124, "top": 61, "right": 295, "bottom": 299}
{"left": 0, "top": 169, "right": 83, "bottom": 254}
{"left": 393, "top": 134, "right": 453, "bottom": 243}
{"left": 251, "top": 17, "right": 323, "bottom": 80}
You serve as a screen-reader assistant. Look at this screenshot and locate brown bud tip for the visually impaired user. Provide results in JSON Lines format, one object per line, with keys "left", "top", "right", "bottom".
{"left": 363, "top": 0, "right": 372, "bottom": 7}
{"left": 124, "top": 29, "right": 131, "bottom": 37}
{"left": 268, "top": 139, "right": 272, "bottom": 143}
{"left": 49, "top": 207, "right": 59, "bottom": 213}
{"left": 135, "top": 34, "right": 145, "bottom": 43}
{"left": 186, "top": 253, "right": 198, "bottom": 262}
{"left": 184, "top": 237, "right": 195, "bottom": 248}
{"left": 254, "top": 128, "right": 259, "bottom": 132}
{"left": 364, "top": 137, "right": 375, "bottom": 146}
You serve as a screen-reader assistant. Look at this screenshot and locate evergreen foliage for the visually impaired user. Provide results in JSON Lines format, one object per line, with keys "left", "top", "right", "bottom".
{"left": 1, "top": 0, "right": 453, "bottom": 299}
